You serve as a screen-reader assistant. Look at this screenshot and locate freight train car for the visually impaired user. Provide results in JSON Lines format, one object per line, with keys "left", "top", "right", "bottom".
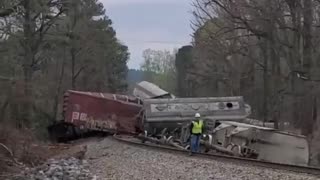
{"left": 139, "top": 96, "right": 309, "bottom": 166}
{"left": 142, "top": 96, "right": 252, "bottom": 137}
{"left": 48, "top": 90, "right": 143, "bottom": 141}
{"left": 211, "top": 121, "right": 309, "bottom": 166}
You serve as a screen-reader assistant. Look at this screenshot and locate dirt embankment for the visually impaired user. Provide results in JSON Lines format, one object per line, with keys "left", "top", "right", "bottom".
{"left": 0, "top": 125, "right": 98, "bottom": 179}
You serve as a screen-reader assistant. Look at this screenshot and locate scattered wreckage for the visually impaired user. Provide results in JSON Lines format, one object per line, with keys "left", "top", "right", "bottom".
{"left": 48, "top": 81, "right": 310, "bottom": 166}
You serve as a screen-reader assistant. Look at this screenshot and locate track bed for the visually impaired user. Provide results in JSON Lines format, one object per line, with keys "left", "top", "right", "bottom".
{"left": 113, "top": 135, "right": 320, "bottom": 177}
{"left": 85, "top": 136, "right": 320, "bottom": 180}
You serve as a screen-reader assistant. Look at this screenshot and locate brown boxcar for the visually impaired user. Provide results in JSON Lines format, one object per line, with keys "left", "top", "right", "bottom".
{"left": 63, "top": 90, "right": 143, "bottom": 135}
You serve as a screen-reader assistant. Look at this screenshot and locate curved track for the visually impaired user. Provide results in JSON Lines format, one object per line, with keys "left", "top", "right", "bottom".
{"left": 113, "top": 135, "right": 320, "bottom": 176}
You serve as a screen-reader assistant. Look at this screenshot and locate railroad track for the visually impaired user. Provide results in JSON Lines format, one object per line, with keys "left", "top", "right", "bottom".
{"left": 113, "top": 135, "right": 320, "bottom": 176}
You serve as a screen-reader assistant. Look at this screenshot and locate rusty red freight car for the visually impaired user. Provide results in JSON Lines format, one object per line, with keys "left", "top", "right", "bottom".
{"left": 48, "top": 90, "right": 143, "bottom": 141}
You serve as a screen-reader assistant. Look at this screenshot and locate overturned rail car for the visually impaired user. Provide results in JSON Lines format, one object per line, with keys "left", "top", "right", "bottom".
{"left": 48, "top": 90, "right": 143, "bottom": 141}
{"left": 211, "top": 121, "right": 309, "bottom": 166}
{"left": 142, "top": 96, "right": 252, "bottom": 135}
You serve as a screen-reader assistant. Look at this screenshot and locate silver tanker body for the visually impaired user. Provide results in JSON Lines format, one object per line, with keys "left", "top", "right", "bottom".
{"left": 142, "top": 96, "right": 251, "bottom": 135}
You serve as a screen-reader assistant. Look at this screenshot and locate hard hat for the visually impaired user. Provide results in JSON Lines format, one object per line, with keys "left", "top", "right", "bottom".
{"left": 195, "top": 113, "right": 201, "bottom": 118}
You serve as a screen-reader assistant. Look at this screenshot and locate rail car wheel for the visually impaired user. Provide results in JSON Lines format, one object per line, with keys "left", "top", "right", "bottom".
{"left": 226, "top": 144, "right": 234, "bottom": 151}
{"left": 141, "top": 130, "right": 148, "bottom": 143}
{"left": 185, "top": 145, "right": 190, "bottom": 150}
{"left": 231, "top": 145, "right": 242, "bottom": 157}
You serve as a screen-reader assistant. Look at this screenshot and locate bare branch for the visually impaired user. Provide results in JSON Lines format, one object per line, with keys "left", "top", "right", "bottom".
{"left": 73, "top": 66, "right": 86, "bottom": 80}
{"left": 0, "top": 1, "right": 21, "bottom": 17}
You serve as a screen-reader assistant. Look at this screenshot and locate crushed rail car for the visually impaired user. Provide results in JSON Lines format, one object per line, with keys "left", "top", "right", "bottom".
{"left": 48, "top": 90, "right": 143, "bottom": 141}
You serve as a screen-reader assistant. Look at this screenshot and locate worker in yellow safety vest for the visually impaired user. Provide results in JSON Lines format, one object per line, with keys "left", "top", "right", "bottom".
{"left": 189, "top": 113, "right": 204, "bottom": 155}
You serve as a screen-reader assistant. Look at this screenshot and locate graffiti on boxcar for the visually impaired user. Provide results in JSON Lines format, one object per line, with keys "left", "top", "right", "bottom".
{"left": 72, "top": 112, "right": 117, "bottom": 130}
{"left": 71, "top": 112, "right": 80, "bottom": 122}
{"left": 86, "top": 117, "right": 117, "bottom": 130}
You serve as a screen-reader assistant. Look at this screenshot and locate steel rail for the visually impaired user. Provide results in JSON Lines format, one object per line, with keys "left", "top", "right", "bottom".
{"left": 113, "top": 135, "right": 320, "bottom": 176}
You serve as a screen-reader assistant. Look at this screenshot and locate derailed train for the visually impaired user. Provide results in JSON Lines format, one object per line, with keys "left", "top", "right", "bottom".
{"left": 140, "top": 94, "right": 309, "bottom": 166}
{"left": 48, "top": 81, "right": 310, "bottom": 166}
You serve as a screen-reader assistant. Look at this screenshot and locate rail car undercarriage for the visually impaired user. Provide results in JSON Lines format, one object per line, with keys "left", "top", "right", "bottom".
{"left": 138, "top": 120, "right": 309, "bottom": 166}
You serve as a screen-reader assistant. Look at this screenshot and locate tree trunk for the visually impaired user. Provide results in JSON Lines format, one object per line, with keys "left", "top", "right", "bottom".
{"left": 71, "top": 45, "right": 76, "bottom": 90}
{"left": 300, "top": 0, "right": 313, "bottom": 135}
{"left": 21, "top": 0, "right": 34, "bottom": 128}
{"left": 52, "top": 49, "right": 66, "bottom": 121}
{"left": 289, "top": 1, "right": 302, "bottom": 130}
{"left": 302, "top": 0, "right": 312, "bottom": 73}
{"left": 262, "top": 40, "right": 269, "bottom": 125}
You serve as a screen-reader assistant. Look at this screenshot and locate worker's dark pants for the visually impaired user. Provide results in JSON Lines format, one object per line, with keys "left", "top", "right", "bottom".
{"left": 190, "top": 134, "right": 201, "bottom": 153}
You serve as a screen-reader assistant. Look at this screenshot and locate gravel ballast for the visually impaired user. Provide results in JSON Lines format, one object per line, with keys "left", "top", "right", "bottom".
{"left": 86, "top": 138, "right": 319, "bottom": 180}
{"left": 8, "top": 157, "right": 96, "bottom": 180}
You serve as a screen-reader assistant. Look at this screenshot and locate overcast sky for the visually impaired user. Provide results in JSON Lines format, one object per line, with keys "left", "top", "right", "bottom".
{"left": 101, "top": 0, "right": 193, "bottom": 69}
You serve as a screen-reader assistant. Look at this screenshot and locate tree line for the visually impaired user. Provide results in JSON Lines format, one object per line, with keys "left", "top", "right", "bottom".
{"left": 0, "top": 0, "right": 128, "bottom": 135}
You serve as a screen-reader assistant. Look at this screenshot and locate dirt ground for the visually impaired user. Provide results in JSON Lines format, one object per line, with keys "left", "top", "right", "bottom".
{"left": 0, "top": 136, "right": 99, "bottom": 179}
